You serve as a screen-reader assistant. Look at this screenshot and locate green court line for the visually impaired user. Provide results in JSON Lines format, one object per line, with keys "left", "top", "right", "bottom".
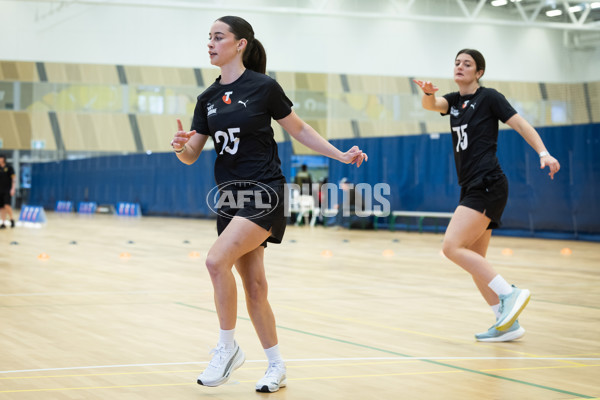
{"left": 535, "top": 299, "right": 600, "bottom": 311}
{"left": 175, "top": 302, "right": 595, "bottom": 399}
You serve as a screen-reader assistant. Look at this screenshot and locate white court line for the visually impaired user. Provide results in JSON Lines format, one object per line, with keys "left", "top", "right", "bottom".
{"left": 1, "top": 357, "right": 599, "bottom": 374}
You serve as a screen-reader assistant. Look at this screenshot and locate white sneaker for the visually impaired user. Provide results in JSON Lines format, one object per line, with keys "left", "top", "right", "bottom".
{"left": 255, "top": 362, "right": 287, "bottom": 393}
{"left": 197, "top": 341, "right": 245, "bottom": 387}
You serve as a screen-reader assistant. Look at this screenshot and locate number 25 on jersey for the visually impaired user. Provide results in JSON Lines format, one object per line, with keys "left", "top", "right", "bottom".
{"left": 452, "top": 124, "right": 468, "bottom": 152}
{"left": 215, "top": 128, "right": 240, "bottom": 155}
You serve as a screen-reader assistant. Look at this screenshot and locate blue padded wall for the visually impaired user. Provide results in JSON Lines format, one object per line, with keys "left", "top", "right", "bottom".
{"left": 29, "top": 125, "right": 598, "bottom": 239}
{"left": 328, "top": 123, "right": 600, "bottom": 240}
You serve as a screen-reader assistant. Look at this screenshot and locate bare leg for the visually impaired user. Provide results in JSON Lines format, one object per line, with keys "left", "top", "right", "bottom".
{"left": 235, "top": 247, "right": 278, "bottom": 349}
{"left": 467, "top": 229, "right": 500, "bottom": 306}
{"left": 205, "top": 217, "right": 271, "bottom": 330}
{"left": 442, "top": 206, "right": 498, "bottom": 290}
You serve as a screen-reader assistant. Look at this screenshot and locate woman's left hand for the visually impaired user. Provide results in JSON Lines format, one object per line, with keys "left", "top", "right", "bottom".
{"left": 541, "top": 155, "right": 560, "bottom": 180}
{"left": 341, "top": 146, "right": 368, "bottom": 168}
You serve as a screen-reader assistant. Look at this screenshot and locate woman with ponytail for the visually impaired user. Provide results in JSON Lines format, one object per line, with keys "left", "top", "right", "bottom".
{"left": 170, "top": 16, "right": 367, "bottom": 393}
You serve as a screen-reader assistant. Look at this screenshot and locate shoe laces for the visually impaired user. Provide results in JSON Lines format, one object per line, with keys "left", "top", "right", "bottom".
{"left": 207, "top": 345, "right": 232, "bottom": 369}
{"left": 263, "top": 362, "right": 285, "bottom": 381}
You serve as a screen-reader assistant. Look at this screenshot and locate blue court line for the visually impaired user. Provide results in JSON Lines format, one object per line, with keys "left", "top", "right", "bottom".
{"left": 175, "top": 302, "right": 595, "bottom": 399}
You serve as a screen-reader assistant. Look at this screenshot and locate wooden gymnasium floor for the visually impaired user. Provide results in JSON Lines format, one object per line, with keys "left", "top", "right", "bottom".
{"left": 0, "top": 213, "right": 599, "bottom": 400}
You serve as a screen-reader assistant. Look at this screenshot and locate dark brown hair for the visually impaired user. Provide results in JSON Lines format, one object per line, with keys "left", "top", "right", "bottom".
{"left": 217, "top": 16, "right": 266, "bottom": 74}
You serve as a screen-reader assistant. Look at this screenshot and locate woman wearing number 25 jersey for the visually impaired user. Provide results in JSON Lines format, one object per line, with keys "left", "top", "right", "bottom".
{"left": 170, "top": 16, "right": 367, "bottom": 393}
{"left": 413, "top": 49, "right": 560, "bottom": 343}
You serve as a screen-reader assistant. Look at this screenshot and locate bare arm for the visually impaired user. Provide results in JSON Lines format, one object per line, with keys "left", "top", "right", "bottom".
{"left": 171, "top": 118, "right": 208, "bottom": 165}
{"left": 412, "top": 79, "right": 448, "bottom": 113}
{"left": 277, "top": 110, "right": 367, "bottom": 167}
{"left": 505, "top": 114, "right": 560, "bottom": 179}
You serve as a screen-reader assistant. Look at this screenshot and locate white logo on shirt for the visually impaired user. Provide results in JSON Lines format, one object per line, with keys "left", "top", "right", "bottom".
{"left": 207, "top": 103, "right": 217, "bottom": 116}
{"left": 238, "top": 100, "right": 249, "bottom": 108}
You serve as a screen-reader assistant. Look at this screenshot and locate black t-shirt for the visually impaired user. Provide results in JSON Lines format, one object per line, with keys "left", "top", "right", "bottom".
{"left": 442, "top": 87, "right": 517, "bottom": 188}
{"left": 191, "top": 69, "right": 293, "bottom": 185}
{"left": 0, "top": 164, "right": 15, "bottom": 192}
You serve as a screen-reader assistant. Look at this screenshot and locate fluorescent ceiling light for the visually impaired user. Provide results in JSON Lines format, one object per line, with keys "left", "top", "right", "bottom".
{"left": 491, "top": 0, "right": 508, "bottom": 6}
{"left": 591, "top": 2, "right": 600, "bottom": 9}
{"left": 569, "top": 5, "right": 583, "bottom": 12}
{"left": 545, "top": 9, "right": 563, "bottom": 17}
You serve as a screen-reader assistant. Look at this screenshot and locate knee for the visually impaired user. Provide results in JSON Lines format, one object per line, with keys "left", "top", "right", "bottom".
{"left": 205, "top": 252, "right": 226, "bottom": 277}
{"left": 245, "top": 279, "right": 268, "bottom": 305}
{"left": 442, "top": 240, "right": 458, "bottom": 260}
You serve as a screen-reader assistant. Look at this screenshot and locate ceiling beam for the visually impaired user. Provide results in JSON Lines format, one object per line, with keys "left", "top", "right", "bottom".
{"left": 16, "top": 0, "right": 600, "bottom": 32}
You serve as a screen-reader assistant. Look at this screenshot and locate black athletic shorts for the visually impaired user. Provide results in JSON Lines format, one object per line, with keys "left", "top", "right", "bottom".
{"left": 0, "top": 192, "right": 11, "bottom": 208}
{"left": 459, "top": 174, "right": 508, "bottom": 230}
{"left": 215, "top": 181, "right": 286, "bottom": 248}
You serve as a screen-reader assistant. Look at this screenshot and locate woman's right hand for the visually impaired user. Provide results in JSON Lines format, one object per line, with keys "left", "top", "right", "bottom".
{"left": 412, "top": 79, "right": 439, "bottom": 96}
{"left": 171, "top": 119, "right": 196, "bottom": 151}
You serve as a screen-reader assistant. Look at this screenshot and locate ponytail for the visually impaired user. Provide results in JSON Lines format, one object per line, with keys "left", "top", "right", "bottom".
{"left": 243, "top": 38, "right": 266, "bottom": 74}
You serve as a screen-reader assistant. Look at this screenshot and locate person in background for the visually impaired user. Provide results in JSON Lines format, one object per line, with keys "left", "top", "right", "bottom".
{"left": 413, "top": 48, "right": 560, "bottom": 342}
{"left": 0, "top": 155, "right": 16, "bottom": 229}
{"left": 294, "top": 164, "right": 313, "bottom": 195}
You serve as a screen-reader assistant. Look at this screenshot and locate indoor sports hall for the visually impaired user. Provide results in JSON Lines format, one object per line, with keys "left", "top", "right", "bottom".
{"left": 0, "top": 1, "right": 599, "bottom": 399}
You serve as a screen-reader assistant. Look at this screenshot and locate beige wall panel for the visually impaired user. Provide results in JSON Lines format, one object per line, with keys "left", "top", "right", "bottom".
{"left": 124, "top": 66, "right": 143, "bottom": 85}
{"left": 0, "top": 61, "right": 20, "bottom": 81}
{"left": 13, "top": 111, "right": 33, "bottom": 149}
{"left": 567, "top": 84, "right": 591, "bottom": 124}
{"left": 135, "top": 66, "right": 197, "bottom": 86}
{"left": 0, "top": 111, "right": 20, "bottom": 149}
{"left": 176, "top": 68, "right": 197, "bottom": 86}
{"left": 426, "top": 120, "right": 451, "bottom": 135}
{"left": 485, "top": 81, "right": 542, "bottom": 102}
{"left": 201, "top": 68, "right": 220, "bottom": 86}
{"left": 271, "top": 120, "right": 286, "bottom": 143}
{"left": 291, "top": 140, "right": 319, "bottom": 155}
{"left": 588, "top": 81, "right": 600, "bottom": 123}
{"left": 0, "top": 111, "right": 54, "bottom": 150}
{"left": 44, "top": 63, "right": 69, "bottom": 83}
{"left": 57, "top": 112, "right": 134, "bottom": 152}
{"left": 294, "top": 72, "right": 310, "bottom": 90}
{"left": 57, "top": 113, "right": 84, "bottom": 150}
{"left": 137, "top": 114, "right": 192, "bottom": 152}
{"left": 274, "top": 71, "right": 296, "bottom": 92}
{"left": 357, "top": 120, "right": 420, "bottom": 138}
{"left": 30, "top": 112, "right": 56, "bottom": 150}
{"left": 0, "top": 61, "right": 37, "bottom": 82}
{"left": 16, "top": 61, "right": 38, "bottom": 82}
{"left": 372, "top": 121, "right": 421, "bottom": 137}
{"left": 346, "top": 75, "right": 410, "bottom": 95}
{"left": 95, "top": 114, "right": 136, "bottom": 152}
{"left": 546, "top": 83, "right": 590, "bottom": 125}
{"left": 140, "top": 66, "right": 164, "bottom": 86}
{"left": 326, "top": 74, "right": 344, "bottom": 93}
{"left": 305, "top": 73, "right": 328, "bottom": 91}
{"left": 324, "top": 119, "right": 352, "bottom": 140}
{"left": 80, "top": 64, "right": 120, "bottom": 84}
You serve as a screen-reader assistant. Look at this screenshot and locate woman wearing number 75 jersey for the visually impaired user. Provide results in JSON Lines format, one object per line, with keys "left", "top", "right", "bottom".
{"left": 413, "top": 49, "right": 560, "bottom": 342}
{"left": 170, "top": 16, "right": 367, "bottom": 393}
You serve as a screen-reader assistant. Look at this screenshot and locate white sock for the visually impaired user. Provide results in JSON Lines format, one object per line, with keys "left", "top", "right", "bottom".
{"left": 264, "top": 344, "right": 283, "bottom": 365}
{"left": 488, "top": 275, "right": 513, "bottom": 296}
{"left": 218, "top": 328, "right": 235, "bottom": 349}
{"left": 490, "top": 303, "right": 501, "bottom": 320}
